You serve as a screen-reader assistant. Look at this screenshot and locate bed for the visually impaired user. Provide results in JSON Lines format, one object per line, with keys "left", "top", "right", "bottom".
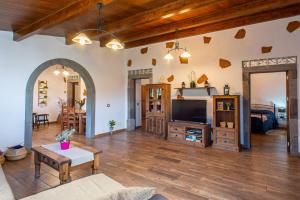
{"left": 251, "top": 104, "right": 278, "bottom": 133}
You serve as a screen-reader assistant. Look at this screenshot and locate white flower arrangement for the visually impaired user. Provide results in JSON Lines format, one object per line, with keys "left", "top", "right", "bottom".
{"left": 56, "top": 129, "right": 75, "bottom": 142}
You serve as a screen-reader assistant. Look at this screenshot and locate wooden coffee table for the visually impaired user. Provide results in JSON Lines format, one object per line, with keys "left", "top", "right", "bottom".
{"left": 32, "top": 141, "right": 102, "bottom": 184}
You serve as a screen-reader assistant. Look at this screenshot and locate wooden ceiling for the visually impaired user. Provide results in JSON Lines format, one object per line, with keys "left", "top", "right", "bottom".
{"left": 1, "top": 0, "right": 300, "bottom": 48}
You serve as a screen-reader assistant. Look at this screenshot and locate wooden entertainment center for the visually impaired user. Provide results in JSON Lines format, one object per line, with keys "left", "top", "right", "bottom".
{"left": 168, "top": 121, "right": 211, "bottom": 148}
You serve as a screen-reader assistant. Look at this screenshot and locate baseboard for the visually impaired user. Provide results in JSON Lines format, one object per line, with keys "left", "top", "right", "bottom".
{"left": 94, "top": 129, "right": 126, "bottom": 138}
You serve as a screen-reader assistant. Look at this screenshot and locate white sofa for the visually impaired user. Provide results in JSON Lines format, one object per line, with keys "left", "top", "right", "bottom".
{"left": 0, "top": 166, "right": 167, "bottom": 200}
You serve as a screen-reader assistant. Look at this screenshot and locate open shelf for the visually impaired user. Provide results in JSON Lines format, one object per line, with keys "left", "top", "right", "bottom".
{"left": 174, "top": 87, "right": 216, "bottom": 96}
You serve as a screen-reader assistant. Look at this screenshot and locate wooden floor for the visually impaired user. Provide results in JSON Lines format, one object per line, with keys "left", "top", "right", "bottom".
{"left": 2, "top": 124, "right": 300, "bottom": 200}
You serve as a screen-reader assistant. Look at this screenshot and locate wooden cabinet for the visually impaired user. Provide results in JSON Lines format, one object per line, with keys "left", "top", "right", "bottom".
{"left": 168, "top": 121, "right": 211, "bottom": 148}
{"left": 212, "top": 95, "right": 240, "bottom": 152}
{"left": 145, "top": 84, "right": 171, "bottom": 138}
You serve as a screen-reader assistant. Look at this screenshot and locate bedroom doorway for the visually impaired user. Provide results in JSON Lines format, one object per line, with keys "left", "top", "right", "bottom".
{"left": 242, "top": 56, "right": 298, "bottom": 154}
{"left": 250, "top": 72, "right": 287, "bottom": 153}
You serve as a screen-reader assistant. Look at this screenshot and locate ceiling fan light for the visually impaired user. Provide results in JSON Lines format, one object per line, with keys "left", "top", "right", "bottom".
{"left": 164, "top": 53, "right": 174, "bottom": 60}
{"left": 106, "top": 39, "right": 124, "bottom": 50}
{"left": 72, "top": 33, "right": 92, "bottom": 45}
{"left": 180, "top": 51, "right": 191, "bottom": 58}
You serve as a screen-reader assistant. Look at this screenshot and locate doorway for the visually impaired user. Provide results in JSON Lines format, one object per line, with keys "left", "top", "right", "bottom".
{"left": 242, "top": 56, "right": 298, "bottom": 154}
{"left": 135, "top": 79, "right": 150, "bottom": 128}
{"left": 250, "top": 72, "right": 287, "bottom": 153}
{"left": 25, "top": 59, "right": 96, "bottom": 150}
{"left": 127, "top": 68, "right": 153, "bottom": 131}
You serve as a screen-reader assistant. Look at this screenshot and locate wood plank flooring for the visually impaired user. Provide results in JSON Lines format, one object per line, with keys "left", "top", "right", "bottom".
{"left": 2, "top": 124, "right": 300, "bottom": 200}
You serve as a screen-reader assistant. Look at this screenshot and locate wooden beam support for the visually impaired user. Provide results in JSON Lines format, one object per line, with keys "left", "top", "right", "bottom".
{"left": 13, "top": 0, "right": 113, "bottom": 42}
{"left": 120, "top": 0, "right": 300, "bottom": 43}
{"left": 65, "top": 0, "right": 227, "bottom": 44}
{"left": 125, "top": 4, "right": 300, "bottom": 48}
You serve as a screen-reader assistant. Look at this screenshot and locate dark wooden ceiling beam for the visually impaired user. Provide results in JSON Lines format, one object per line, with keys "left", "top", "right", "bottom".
{"left": 13, "top": 0, "right": 114, "bottom": 41}
{"left": 65, "top": 0, "right": 226, "bottom": 44}
{"left": 124, "top": 4, "right": 300, "bottom": 48}
{"left": 119, "top": 0, "right": 300, "bottom": 43}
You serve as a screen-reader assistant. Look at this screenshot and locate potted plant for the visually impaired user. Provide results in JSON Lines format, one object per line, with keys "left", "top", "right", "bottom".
{"left": 75, "top": 98, "right": 86, "bottom": 110}
{"left": 56, "top": 129, "right": 75, "bottom": 150}
{"left": 225, "top": 102, "right": 232, "bottom": 110}
{"left": 108, "top": 120, "right": 116, "bottom": 135}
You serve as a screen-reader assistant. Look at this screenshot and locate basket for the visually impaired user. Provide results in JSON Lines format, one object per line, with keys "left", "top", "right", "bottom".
{"left": 227, "top": 122, "right": 234, "bottom": 129}
{"left": 220, "top": 121, "right": 226, "bottom": 128}
{"left": 5, "top": 146, "right": 27, "bottom": 161}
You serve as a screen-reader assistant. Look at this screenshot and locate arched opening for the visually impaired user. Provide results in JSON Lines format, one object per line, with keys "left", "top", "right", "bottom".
{"left": 24, "top": 58, "right": 96, "bottom": 149}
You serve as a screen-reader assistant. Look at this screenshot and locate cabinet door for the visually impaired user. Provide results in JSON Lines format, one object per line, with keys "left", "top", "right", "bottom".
{"left": 155, "top": 117, "right": 165, "bottom": 137}
{"left": 146, "top": 117, "right": 155, "bottom": 133}
{"left": 155, "top": 87, "right": 164, "bottom": 115}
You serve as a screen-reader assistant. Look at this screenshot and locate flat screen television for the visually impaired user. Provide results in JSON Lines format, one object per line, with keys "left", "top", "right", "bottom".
{"left": 172, "top": 100, "right": 207, "bottom": 123}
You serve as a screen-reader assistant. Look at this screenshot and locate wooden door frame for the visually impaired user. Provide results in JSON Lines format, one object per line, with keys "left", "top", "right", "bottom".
{"left": 127, "top": 69, "right": 153, "bottom": 131}
{"left": 242, "top": 57, "right": 298, "bottom": 154}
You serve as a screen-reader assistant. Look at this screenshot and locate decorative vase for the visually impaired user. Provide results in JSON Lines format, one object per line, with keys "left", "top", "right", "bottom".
{"left": 190, "top": 81, "right": 196, "bottom": 88}
{"left": 109, "top": 128, "right": 114, "bottom": 135}
{"left": 204, "top": 80, "right": 209, "bottom": 88}
{"left": 181, "top": 82, "right": 186, "bottom": 88}
{"left": 60, "top": 141, "right": 70, "bottom": 150}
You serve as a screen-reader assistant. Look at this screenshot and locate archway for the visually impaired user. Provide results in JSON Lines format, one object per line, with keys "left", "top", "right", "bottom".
{"left": 25, "top": 58, "right": 96, "bottom": 149}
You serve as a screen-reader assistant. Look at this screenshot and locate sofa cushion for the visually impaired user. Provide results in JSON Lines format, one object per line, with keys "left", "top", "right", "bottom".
{"left": 21, "top": 173, "right": 125, "bottom": 200}
{"left": 0, "top": 166, "right": 15, "bottom": 200}
{"left": 102, "top": 187, "right": 155, "bottom": 200}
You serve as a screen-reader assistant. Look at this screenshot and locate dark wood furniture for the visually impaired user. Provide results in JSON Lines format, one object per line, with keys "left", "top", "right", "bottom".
{"left": 145, "top": 83, "right": 171, "bottom": 138}
{"left": 168, "top": 121, "right": 211, "bottom": 148}
{"left": 32, "top": 113, "right": 39, "bottom": 129}
{"left": 32, "top": 141, "right": 102, "bottom": 184}
{"left": 36, "top": 114, "right": 50, "bottom": 126}
{"left": 212, "top": 95, "right": 240, "bottom": 152}
{"left": 61, "top": 105, "right": 86, "bottom": 134}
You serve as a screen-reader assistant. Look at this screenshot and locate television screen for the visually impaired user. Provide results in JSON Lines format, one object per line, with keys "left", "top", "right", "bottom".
{"left": 172, "top": 100, "right": 207, "bottom": 123}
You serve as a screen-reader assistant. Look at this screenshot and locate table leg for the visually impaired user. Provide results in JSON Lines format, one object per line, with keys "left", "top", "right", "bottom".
{"left": 78, "top": 114, "right": 83, "bottom": 134}
{"left": 92, "top": 153, "right": 100, "bottom": 174}
{"left": 59, "top": 163, "right": 70, "bottom": 184}
{"left": 34, "top": 152, "right": 41, "bottom": 178}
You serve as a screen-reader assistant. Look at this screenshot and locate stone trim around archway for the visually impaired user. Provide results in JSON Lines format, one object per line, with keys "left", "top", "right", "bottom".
{"left": 242, "top": 56, "right": 298, "bottom": 154}
{"left": 25, "top": 58, "right": 96, "bottom": 150}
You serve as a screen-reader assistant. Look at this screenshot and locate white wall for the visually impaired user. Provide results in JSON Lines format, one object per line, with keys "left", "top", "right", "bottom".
{"left": 125, "top": 15, "right": 300, "bottom": 147}
{"left": 251, "top": 72, "right": 286, "bottom": 108}
{"left": 0, "top": 31, "right": 126, "bottom": 150}
{"left": 33, "top": 66, "right": 67, "bottom": 122}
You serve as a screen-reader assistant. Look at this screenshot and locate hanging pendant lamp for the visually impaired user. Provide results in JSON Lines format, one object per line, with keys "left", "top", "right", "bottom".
{"left": 72, "top": 3, "right": 124, "bottom": 49}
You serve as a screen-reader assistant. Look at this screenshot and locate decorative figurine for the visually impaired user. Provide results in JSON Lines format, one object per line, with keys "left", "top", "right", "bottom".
{"left": 204, "top": 80, "right": 209, "bottom": 88}
{"left": 190, "top": 71, "right": 196, "bottom": 88}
